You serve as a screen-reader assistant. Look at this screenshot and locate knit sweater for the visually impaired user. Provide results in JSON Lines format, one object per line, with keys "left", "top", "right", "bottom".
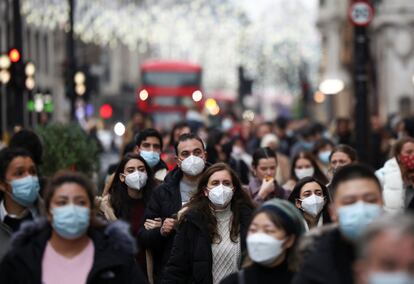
{"left": 211, "top": 206, "right": 240, "bottom": 284}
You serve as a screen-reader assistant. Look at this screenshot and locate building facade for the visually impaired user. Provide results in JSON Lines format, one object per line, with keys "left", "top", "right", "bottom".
{"left": 316, "top": 0, "right": 414, "bottom": 123}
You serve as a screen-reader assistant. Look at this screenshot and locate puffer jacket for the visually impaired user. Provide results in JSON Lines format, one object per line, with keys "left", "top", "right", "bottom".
{"left": 0, "top": 218, "right": 147, "bottom": 284}
{"left": 375, "top": 157, "right": 404, "bottom": 213}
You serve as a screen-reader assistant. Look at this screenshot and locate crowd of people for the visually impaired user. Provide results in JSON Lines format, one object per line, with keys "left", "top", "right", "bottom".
{"left": 0, "top": 112, "right": 414, "bottom": 284}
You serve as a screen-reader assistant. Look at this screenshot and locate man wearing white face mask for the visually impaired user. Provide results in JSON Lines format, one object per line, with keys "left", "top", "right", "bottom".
{"left": 293, "top": 164, "right": 384, "bottom": 284}
{"left": 138, "top": 133, "right": 208, "bottom": 283}
{"left": 354, "top": 214, "right": 414, "bottom": 284}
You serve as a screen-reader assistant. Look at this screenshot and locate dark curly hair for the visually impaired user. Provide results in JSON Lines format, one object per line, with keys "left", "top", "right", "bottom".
{"left": 182, "top": 162, "right": 254, "bottom": 243}
{"left": 288, "top": 176, "right": 331, "bottom": 223}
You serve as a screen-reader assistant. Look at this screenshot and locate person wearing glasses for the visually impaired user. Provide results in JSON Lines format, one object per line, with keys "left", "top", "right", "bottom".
{"left": 138, "top": 133, "right": 208, "bottom": 283}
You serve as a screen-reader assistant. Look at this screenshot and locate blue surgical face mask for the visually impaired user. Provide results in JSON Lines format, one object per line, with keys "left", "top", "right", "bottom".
{"left": 52, "top": 204, "right": 90, "bottom": 240}
{"left": 140, "top": 150, "right": 160, "bottom": 168}
{"left": 10, "top": 175, "right": 40, "bottom": 207}
{"left": 368, "top": 272, "right": 414, "bottom": 284}
{"left": 303, "top": 141, "right": 314, "bottom": 150}
{"left": 338, "top": 201, "right": 382, "bottom": 241}
{"left": 318, "top": 151, "right": 331, "bottom": 164}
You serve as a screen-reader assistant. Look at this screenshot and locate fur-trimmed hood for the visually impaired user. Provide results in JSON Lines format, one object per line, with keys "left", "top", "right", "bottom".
{"left": 0, "top": 220, "right": 148, "bottom": 284}
{"left": 10, "top": 217, "right": 137, "bottom": 255}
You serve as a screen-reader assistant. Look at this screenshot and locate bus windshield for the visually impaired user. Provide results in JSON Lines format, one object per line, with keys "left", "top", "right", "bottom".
{"left": 142, "top": 71, "right": 201, "bottom": 87}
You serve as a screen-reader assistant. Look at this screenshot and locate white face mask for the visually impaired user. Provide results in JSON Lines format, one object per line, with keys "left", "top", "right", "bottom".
{"left": 180, "top": 155, "right": 205, "bottom": 176}
{"left": 368, "top": 272, "right": 414, "bottom": 284}
{"left": 300, "top": 194, "right": 325, "bottom": 217}
{"left": 208, "top": 184, "right": 234, "bottom": 207}
{"left": 295, "top": 167, "right": 315, "bottom": 179}
{"left": 247, "top": 233, "right": 285, "bottom": 265}
{"left": 124, "top": 171, "right": 148, "bottom": 191}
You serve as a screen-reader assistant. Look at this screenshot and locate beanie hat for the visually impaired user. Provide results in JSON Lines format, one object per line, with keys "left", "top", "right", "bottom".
{"left": 259, "top": 198, "right": 305, "bottom": 236}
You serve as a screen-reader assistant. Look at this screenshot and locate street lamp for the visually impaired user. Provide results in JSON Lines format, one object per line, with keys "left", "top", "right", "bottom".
{"left": 319, "top": 78, "right": 345, "bottom": 95}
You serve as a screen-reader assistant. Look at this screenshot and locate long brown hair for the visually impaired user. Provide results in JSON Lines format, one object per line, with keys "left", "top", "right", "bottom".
{"left": 182, "top": 163, "right": 254, "bottom": 243}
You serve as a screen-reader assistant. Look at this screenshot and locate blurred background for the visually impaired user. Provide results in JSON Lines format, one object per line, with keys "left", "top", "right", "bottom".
{"left": 0, "top": 0, "right": 413, "bottom": 173}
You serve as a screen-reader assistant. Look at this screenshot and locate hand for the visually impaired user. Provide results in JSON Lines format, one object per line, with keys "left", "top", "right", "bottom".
{"left": 144, "top": 218, "right": 162, "bottom": 230}
{"left": 258, "top": 177, "right": 275, "bottom": 199}
{"left": 160, "top": 218, "right": 177, "bottom": 236}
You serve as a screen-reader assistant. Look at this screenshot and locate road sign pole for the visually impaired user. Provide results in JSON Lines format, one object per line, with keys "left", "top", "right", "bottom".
{"left": 349, "top": 0, "right": 374, "bottom": 164}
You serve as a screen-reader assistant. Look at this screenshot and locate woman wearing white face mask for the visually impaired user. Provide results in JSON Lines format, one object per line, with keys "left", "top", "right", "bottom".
{"left": 288, "top": 177, "right": 332, "bottom": 231}
{"left": 96, "top": 153, "right": 156, "bottom": 275}
{"left": 163, "top": 163, "right": 254, "bottom": 284}
{"left": 221, "top": 199, "right": 305, "bottom": 284}
{"left": 283, "top": 151, "right": 328, "bottom": 192}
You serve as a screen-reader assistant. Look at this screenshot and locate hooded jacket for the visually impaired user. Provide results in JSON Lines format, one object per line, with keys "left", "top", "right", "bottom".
{"left": 0, "top": 218, "right": 147, "bottom": 284}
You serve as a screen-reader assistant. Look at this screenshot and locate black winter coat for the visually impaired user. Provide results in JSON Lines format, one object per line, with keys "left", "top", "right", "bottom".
{"left": 137, "top": 167, "right": 185, "bottom": 279}
{"left": 220, "top": 261, "right": 293, "bottom": 284}
{"left": 292, "top": 228, "right": 355, "bottom": 284}
{"left": 0, "top": 218, "right": 148, "bottom": 284}
{"left": 162, "top": 205, "right": 253, "bottom": 284}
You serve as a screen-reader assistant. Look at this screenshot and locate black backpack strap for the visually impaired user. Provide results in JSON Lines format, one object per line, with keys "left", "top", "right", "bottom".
{"left": 237, "top": 269, "right": 245, "bottom": 284}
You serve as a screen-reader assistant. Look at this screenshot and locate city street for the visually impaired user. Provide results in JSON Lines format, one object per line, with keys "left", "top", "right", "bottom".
{"left": 0, "top": 1, "right": 414, "bottom": 284}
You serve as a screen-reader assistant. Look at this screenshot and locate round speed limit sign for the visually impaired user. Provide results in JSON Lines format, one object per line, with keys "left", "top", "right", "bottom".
{"left": 349, "top": 1, "right": 374, "bottom": 26}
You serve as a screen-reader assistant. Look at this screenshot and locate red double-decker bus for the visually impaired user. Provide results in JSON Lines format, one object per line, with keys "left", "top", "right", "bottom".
{"left": 137, "top": 60, "right": 203, "bottom": 129}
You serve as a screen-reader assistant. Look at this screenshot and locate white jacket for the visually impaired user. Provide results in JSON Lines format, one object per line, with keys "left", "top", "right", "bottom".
{"left": 375, "top": 157, "right": 405, "bottom": 213}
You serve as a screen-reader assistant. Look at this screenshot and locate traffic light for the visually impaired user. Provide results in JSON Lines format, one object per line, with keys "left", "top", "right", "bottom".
{"left": 24, "top": 62, "right": 36, "bottom": 91}
{"left": 8, "top": 48, "right": 21, "bottom": 63}
{"left": 74, "top": 71, "right": 86, "bottom": 97}
{"left": 8, "top": 48, "right": 25, "bottom": 89}
{"left": 99, "top": 104, "right": 113, "bottom": 119}
{"left": 0, "top": 54, "right": 11, "bottom": 84}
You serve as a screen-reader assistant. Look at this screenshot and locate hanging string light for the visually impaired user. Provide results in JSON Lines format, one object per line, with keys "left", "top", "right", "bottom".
{"left": 20, "top": 0, "right": 320, "bottom": 95}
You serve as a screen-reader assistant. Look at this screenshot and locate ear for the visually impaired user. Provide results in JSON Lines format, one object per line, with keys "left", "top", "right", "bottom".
{"left": 119, "top": 173, "right": 125, "bottom": 183}
{"left": 295, "top": 199, "right": 302, "bottom": 209}
{"left": 203, "top": 187, "right": 209, "bottom": 197}
{"left": 329, "top": 203, "right": 338, "bottom": 223}
{"left": 134, "top": 146, "right": 140, "bottom": 154}
{"left": 0, "top": 181, "right": 11, "bottom": 194}
{"left": 176, "top": 156, "right": 182, "bottom": 168}
{"left": 283, "top": 235, "right": 296, "bottom": 250}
